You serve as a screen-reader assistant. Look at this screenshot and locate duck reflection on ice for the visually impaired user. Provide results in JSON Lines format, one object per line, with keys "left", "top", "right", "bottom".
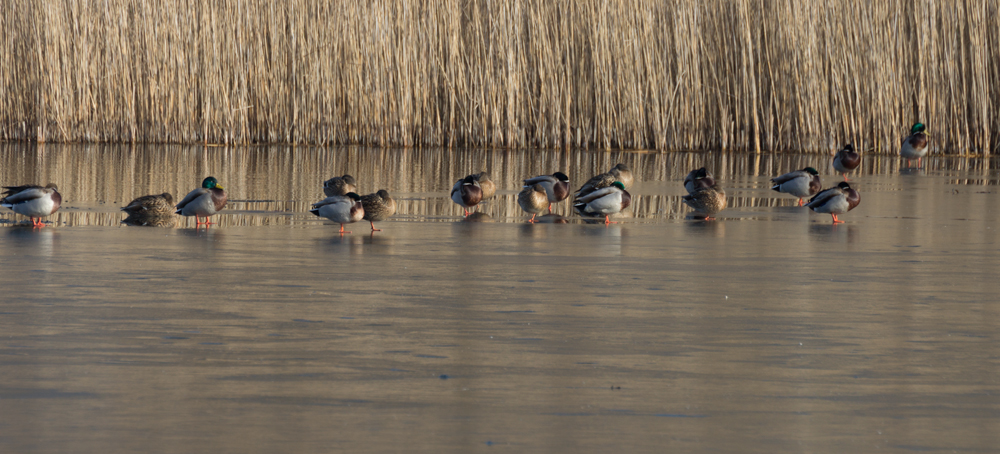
{"left": 808, "top": 223, "right": 858, "bottom": 244}
{"left": 462, "top": 212, "right": 492, "bottom": 223}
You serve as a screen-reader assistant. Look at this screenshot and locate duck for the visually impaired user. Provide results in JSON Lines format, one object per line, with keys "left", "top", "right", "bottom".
{"left": 575, "top": 163, "right": 634, "bottom": 196}
{"left": 573, "top": 181, "right": 631, "bottom": 224}
{"left": 806, "top": 182, "right": 860, "bottom": 224}
{"left": 900, "top": 123, "right": 929, "bottom": 167}
{"left": 832, "top": 144, "right": 861, "bottom": 181}
{"left": 311, "top": 192, "right": 364, "bottom": 234}
{"left": 1, "top": 183, "right": 61, "bottom": 227}
{"left": 523, "top": 172, "right": 570, "bottom": 212}
{"left": 121, "top": 193, "right": 176, "bottom": 226}
{"left": 684, "top": 167, "right": 715, "bottom": 194}
{"left": 175, "top": 177, "right": 227, "bottom": 226}
{"left": 360, "top": 189, "right": 396, "bottom": 232}
{"left": 473, "top": 172, "right": 496, "bottom": 200}
{"left": 451, "top": 174, "right": 483, "bottom": 216}
{"left": 609, "top": 163, "right": 634, "bottom": 189}
{"left": 771, "top": 167, "right": 821, "bottom": 206}
{"left": 517, "top": 183, "right": 549, "bottom": 223}
{"left": 323, "top": 174, "right": 357, "bottom": 197}
{"left": 682, "top": 184, "right": 727, "bottom": 220}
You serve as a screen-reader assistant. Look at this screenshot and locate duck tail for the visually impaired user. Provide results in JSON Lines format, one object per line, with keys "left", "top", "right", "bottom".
{"left": 309, "top": 208, "right": 320, "bottom": 217}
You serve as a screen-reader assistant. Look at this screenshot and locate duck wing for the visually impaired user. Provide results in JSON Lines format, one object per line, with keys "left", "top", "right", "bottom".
{"left": 1, "top": 185, "right": 47, "bottom": 204}
{"left": 574, "top": 185, "right": 619, "bottom": 204}
{"left": 311, "top": 195, "right": 351, "bottom": 209}
{"left": 523, "top": 175, "right": 557, "bottom": 187}
{"left": 770, "top": 170, "right": 803, "bottom": 185}
{"left": 575, "top": 173, "right": 615, "bottom": 197}
{"left": 175, "top": 188, "right": 209, "bottom": 210}
{"left": 806, "top": 186, "right": 844, "bottom": 208}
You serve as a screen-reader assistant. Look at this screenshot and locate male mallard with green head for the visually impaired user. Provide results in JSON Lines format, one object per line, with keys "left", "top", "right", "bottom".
{"left": 573, "top": 181, "right": 631, "bottom": 225}
{"left": 311, "top": 192, "right": 364, "bottom": 234}
{"left": 832, "top": 144, "right": 861, "bottom": 181}
{"left": 684, "top": 167, "right": 715, "bottom": 194}
{"left": 122, "top": 192, "right": 176, "bottom": 226}
{"left": 360, "top": 189, "right": 396, "bottom": 232}
{"left": 1, "top": 183, "right": 61, "bottom": 227}
{"left": 900, "top": 123, "right": 929, "bottom": 167}
{"left": 323, "top": 174, "right": 357, "bottom": 197}
{"left": 451, "top": 174, "right": 483, "bottom": 216}
{"left": 175, "top": 177, "right": 227, "bottom": 226}
{"left": 771, "top": 167, "right": 821, "bottom": 206}
{"left": 683, "top": 184, "right": 726, "bottom": 220}
{"left": 523, "top": 172, "right": 570, "bottom": 212}
{"left": 517, "top": 183, "right": 549, "bottom": 223}
{"left": 806, "top": 182, "right": 860, "bottom": 224}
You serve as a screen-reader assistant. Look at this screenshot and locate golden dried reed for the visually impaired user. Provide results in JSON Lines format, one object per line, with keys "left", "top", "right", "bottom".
{"left": 0, "top": 0, "right": 997, "bottom": 153}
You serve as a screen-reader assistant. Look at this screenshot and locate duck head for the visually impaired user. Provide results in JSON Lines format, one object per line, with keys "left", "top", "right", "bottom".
{"left": 202, "top": 177, "right": 224, "bottom": 190}
{"left": 553, "top": 172, "right": 570, "bottom": 182}
{"left": 804, "top": 167, "right": 819, "bottom": 175}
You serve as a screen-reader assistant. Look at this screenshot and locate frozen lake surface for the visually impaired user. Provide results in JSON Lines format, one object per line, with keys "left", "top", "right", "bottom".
{"left": 1, "top": 143, "right": 998, "bottom": 453}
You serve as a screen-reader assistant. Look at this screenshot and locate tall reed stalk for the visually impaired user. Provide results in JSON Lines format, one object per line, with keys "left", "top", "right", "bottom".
{"left": 1, "top": 0, "right": 996, "bottom": 153}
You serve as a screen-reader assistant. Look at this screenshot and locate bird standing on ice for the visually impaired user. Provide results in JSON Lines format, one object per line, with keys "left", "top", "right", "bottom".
{"left": 573, "top": 181, "right": 631, "bottom": 225}
{"left": 832, "top": 144, "right": 861, "bottom": 181}
{"left": 900, "top": 123, "right": 929, "bottom": 168}
{"left": 1, "top": 183, "right": 61, "bottom": 227}
{"left": 311, "top": 192, "right": 364, "bottom": 234}
{"left": 451, "top": 175, "right": 483, "bottom": 216}
{"left": 175, "top": 177, "right": 227, "bottom": 226}
{"left": 523, "top": 172, "right": 570, "bottom": 213}
{"left": 806, "top": 182, "right": 860, "bottom": 224}
{"left": 771, "top": 167, "right": 821, "bottom": 206}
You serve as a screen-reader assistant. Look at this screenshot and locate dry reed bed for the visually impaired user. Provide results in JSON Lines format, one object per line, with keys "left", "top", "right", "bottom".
{"left": 0, "top": 0, "right": 997, "bottom": 153}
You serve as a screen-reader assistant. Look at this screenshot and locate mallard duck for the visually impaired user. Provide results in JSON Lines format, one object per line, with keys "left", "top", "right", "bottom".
{"left": 900, "top": 123, "right": 929, "bottom": 167}
{"left": 832, "top": 144, "right": 861, "bottom": 181}
{"left": 610, "top": 163, "right": 634, "bottom": 189}
{"left": 771, "top": 167, "right": 821, "bottom": 206}
{"left": 311, "top": 192, "right": 364, "bottom": 234}
{"left": 682, "top": 184, "right": 727, "bottom": 220}
{"left": 323, "top": 174, "right": 357, "bottom": 197}
{"left": 684, "top": 167, "right": 715, "bottom": 194}
{"left": 360, "top": 189, "right": 396, "bottom": 231}
{"left": 175, "top": 177, "right": 227, "bottom": 226}
{"left": 573, "top": 181, "right": 631, "bottom": 224}
{"left": 575, "top": 163, "right": 634, "bottom": 196}
{"left": 121, "top": 193, "right": 176, "bottom": 226}
{"left": 1, "top": 183, "right": 61, "bottom": 227}
{"left": 473, "top": 172, "right": 496, "bottom": 200}
{"left": 806, "top": 182, "right": 860, "bottom": 224}
{"left": 451, "top": 174, "right": 483, "bottom": 216}
{"left": 523, "top": 172, "right": 570, "bottom": 212}
{"left": 517, "top": 183, "right": 549, "bottom": 223}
